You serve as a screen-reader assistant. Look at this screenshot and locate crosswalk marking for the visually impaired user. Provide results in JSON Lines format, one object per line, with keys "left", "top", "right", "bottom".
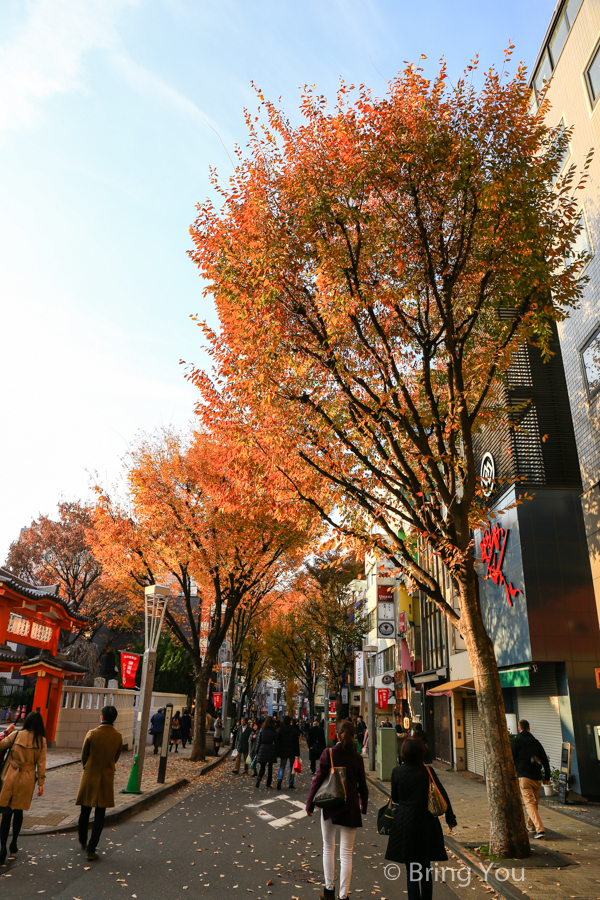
{"left": 245, "top": 794, "right": 308, "bottom": 829}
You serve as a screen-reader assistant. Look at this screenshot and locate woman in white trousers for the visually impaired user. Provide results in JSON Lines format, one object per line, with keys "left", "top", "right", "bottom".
{"left": 306, "top": 720, "right": 369, "bottom": 900}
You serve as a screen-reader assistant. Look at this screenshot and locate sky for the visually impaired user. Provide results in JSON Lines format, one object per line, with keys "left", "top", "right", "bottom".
{"left": 0, "top": 0, "right": 557, "bottom": 561}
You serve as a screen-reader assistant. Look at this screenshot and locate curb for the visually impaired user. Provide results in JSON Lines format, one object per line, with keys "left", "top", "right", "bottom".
{"left": 366, "top": 774, "right": 532, "bottom": 900}
{"left": 23, "top": 744, "right": 233, "bottom": 837}
{"left": 47, "top": 758, "right": 81, "bottom": 771}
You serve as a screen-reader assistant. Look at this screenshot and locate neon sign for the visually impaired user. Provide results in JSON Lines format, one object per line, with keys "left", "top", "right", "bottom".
{"left": 480, "top": 523, "right": 522, "bottom": 607}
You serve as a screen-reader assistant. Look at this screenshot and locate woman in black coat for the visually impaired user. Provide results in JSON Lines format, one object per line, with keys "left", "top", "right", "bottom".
{"left": 385, "top": 738, "right": 457, "bottom": 900}
{"left": 255, "top": 716, "right": 278, "bottom": 789}
{"left": 306, "top": 720, "right": 368, "bottom": 900}
{"left": 307, "top": 719, "right": 326, "bottom": 774}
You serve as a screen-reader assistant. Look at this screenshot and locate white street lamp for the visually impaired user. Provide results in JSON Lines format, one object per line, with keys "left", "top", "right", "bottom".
{"left": 125, "top": 584, "right": 170, "bottom": 793}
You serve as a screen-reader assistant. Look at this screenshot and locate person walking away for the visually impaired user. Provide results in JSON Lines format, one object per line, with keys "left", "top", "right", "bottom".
{"left": 0, "top": 711, "right": 46, "bottom": 865}
{"left": 255, "top": 716, "right": 278, "bottom": 789}
{"left": 248, "top": 721, "right": 259, "bottom": 772}
{"left": 410, "top": 723, "right": 432, "bottom": 763}
{"left": 308, "top": 718, "right": 326, "bottom": 775}
{"left": 233, "top": 718, "right": 251, "bottom": 775}
{"left": 76, "top": 705, "right": 122, "bottom": 862}
{"left": 355, "top": 716, "right": 365, "bottom": 748}
{"left": 511, "top": 719, "right": 551, "bottom": 840}
{"left": 180, "top": 708, "right": 192, "bottom": 749}
{"left": 150, "top": 707, "right": 166, "bottom": 755}
{"left": 385, "top": 738, "right": 457, "bottom": 900}
{"left": 306, "top": 720, "right": 368, "bottom": 900}
{"left": 214, "top": 717, "right": 223, "bottom": 755}
{"left": 169, "top": 711, "right": 181, "bottom": 752}
{"left": 277, "top": 715, "right": 300, "bottom": 789}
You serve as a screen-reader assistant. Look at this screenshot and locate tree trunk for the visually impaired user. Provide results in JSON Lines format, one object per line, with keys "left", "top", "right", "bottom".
{"left": 191, "top": 661, "right": 211, "bottom": 762}
{"left": 460, "top": 566, "right": 529, "bottom": 859}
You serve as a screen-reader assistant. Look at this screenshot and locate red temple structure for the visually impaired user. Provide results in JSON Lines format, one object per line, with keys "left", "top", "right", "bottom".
{"left": 0, "top": 567, "right": 88, "bottom": 743}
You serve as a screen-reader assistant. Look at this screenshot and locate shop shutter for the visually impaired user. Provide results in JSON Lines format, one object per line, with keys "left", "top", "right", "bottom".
{"left": 464, "top": 696, "right": 485, "bottom": 776}
{"left": 516, "top": 664, "right": 563, "bottom": 772}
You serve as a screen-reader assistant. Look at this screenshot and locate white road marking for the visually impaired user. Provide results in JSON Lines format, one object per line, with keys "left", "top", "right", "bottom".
{"left": 245, "top": 795, "right": 308, "bottom": 829}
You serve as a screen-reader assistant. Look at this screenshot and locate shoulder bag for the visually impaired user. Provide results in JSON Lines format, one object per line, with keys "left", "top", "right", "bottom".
{"left": 427, "top": 767, "right": 448, "bottom": 817}
{"left": 0, "top": 731, "right": 18, "bottom": 792}
{"left": 313, "top": 748, "right": 347, "bottom": 811}
{"left": 377, "top": 797, "right": 397, "bottom": 834}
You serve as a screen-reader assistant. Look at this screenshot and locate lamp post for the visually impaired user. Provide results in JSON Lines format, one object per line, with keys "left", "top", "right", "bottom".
{"left": 125, "top": 584, "right": 170, "bottom": 793}
{"left": 364, "top": 644, "right": 378, "bottom": 773}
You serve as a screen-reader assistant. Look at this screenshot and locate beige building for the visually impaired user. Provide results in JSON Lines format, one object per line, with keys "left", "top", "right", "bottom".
{"left": 531, "top": 0, "right": 600, "bottom": 618}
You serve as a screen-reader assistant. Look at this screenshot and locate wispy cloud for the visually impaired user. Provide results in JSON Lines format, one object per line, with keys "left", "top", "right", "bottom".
{"left": 0, "top": 0, "right": 136, "bottom": 135}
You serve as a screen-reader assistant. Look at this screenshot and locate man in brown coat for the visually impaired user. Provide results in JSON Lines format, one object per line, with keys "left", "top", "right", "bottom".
{"left": 76, "top": 705, "right": 122, "bottom": 861}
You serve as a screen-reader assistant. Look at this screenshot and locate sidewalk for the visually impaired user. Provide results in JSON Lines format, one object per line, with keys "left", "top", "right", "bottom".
{"left": 368, "top": 766, "right": 600, "bottom": 900}
{"left": 22, "top": 742, "right": 225, "bottom": 834}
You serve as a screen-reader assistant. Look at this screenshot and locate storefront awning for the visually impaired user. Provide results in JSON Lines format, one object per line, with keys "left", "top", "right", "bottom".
{"left": 426, "top": 678, "right": 475, "bottom": 696}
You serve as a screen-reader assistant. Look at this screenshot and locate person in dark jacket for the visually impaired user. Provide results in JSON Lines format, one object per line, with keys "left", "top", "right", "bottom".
{"left": 386, "top": 738, "right": 457, "bottom": 900}
{"left": 150, "top": 708, "right": 166, "bottom": 755}
{"left": 277, "top": 715, "right": 300, "bottom": 789}
{"left": 307, "top": 719, "right": 326, "bottom": 774}
{"left": 180, "top": 709, "right": 192, "bottom": 749}
{"left": 511, "top": 719, "right": 551, "bottom": 839}
{"left": 355, "top": 716, "right": 365, "bottom": 748}
{"left": 306, "top": 720, "right": 368, "bottom": 900}
{"left": 410, "top": 723, "right": 432, "bottom": 764}
{"left": 255, "top": 716, "right": 278, "bottom": 788}
{"left": 233, "top": 718, "right": 252, "bottom": 775}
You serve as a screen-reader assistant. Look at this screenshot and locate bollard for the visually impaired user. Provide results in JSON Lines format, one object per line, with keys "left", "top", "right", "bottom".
{"left": 122, "top": 754, "right": 142, "bottom": 794}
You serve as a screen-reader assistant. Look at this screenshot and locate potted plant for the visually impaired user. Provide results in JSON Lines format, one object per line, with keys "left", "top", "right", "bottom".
{"left": 545, "top": 768, "right": 560, "bottom": 796}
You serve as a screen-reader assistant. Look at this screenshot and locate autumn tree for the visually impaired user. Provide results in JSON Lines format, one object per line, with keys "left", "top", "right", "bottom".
{"left": 5, "top": 500, "right": 131, "bottom": 647}
{"left": 188, "top": 56, "right": 589, "bottom": 856}
{"left": 266, "top": 601, "right": 321, "bottom": 723}
{"left": 238, "top": 622, "right": 271, "bottom": 716}
{"left": 92, "top": 429, "right": 316, "bottom": 761}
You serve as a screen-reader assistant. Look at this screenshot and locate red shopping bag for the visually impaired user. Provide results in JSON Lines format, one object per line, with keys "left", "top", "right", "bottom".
{"left": 293, "top": 757, "right": 302, "bottom": 774}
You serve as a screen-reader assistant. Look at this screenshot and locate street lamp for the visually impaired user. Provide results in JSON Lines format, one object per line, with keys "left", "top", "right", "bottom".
{"left": 125, "top": 584, "right": 170, "bottom": 793}
{"left": 363, "top": 644, "right": 378, "bottom": 773}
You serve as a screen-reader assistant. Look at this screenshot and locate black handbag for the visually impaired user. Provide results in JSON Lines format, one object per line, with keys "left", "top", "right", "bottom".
{"left": 313, "top": 748, "right": 347, "bottom": 811}
{"left": 377, "top": 798, "right": 397, "bottom": 834}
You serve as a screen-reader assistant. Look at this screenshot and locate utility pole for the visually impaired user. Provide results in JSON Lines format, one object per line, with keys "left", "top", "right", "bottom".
{"left": 364, "top": 645, "right": 378, "bottom": 773}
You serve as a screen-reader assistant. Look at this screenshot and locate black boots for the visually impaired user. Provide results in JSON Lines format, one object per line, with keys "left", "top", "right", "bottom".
{"left": 319, "top": 890, "right": 335, "bottom": 900}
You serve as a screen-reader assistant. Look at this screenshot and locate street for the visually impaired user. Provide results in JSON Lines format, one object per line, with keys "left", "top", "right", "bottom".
{"left": 0, "top": 754, "right": 488, "bottom": 900}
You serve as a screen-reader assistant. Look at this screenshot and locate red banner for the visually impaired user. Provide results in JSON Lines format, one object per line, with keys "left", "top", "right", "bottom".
{"left": 120, "top": 652, "right": 140, "bottom": 689}
{"left": 329, "top": 700, "right": 337, "bottom": 716}
{"left": 213, "top": 692, "right": 222, "bottom": 710}
{"left": 377, "top": 688, "right": 390, "bottom": 710}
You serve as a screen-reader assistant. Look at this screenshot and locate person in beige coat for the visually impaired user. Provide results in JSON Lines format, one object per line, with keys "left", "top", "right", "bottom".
{"left": 76, "top": 705, "right": 122, "bottom": 861}
{"left": 0, "top": 711, "right": 47, "bottom": 865}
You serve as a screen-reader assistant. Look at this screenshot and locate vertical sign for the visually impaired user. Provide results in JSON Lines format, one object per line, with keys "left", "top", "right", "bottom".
{"left": 329, "top": 700, "right": 337, "bottom": 716}
{"left": 377, "top": 688, "right": 389, "bottom": 710}
{"left": 213, "top": 692, "right": 222, "bottom": 710}
{"left": 120, "top": 652, "right": 140, "bottom": 689}
{"left": 354, "top": 650, "right": 365, "bottom": 687}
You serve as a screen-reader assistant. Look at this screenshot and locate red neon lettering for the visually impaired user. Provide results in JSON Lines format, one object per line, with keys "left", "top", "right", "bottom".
{"left": 480, "top": 523, "right": 522, "bottom": 608}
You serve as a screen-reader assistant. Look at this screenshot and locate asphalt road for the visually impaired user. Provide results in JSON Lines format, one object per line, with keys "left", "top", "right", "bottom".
{"left": 0, "top": 751, "right": 493, "bottom": 900}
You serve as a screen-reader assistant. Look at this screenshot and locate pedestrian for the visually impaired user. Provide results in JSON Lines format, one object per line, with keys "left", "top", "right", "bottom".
{"left": 306, "top": 720, "right": 368, "bottom": 900}
{"left": 0, "top": 711, "right": 46, "bottom": 865}
{"left": 150, "top": 707, "right": 166, "bottom": 755}
{"left": 411, "top": 723, "right": 432, "bottom": 763}
{"left": 381, "top": 717, "right": 393, "bottom": 728}
{"left": 255, "top": 715, "right": 278, "bottom": 789}
{"left": 169, "top": 711, "right": 181, "bottom": 752}
{"left": 76, "top": 705, "right": 122, "bottom": 862}
{"left": 214, "top": 717, "right": 223, "bottom": 755}
{"left": 180, "top": 708, "right": 192, "bottom": 749}
{"left": 248, "top": 721, "right": 259, "bottom": 771}
{"left": 277, "top": 715, "right": 300, "bottom": 789}
{"left": 355, "top": 715, "right": 365, "bottom": 748}
{"left": 308, "top": 718, "right": 326, "bottom": 775}
{"left": 0, "top": 722, "right": 15, "bottom": 741}
{"left": 511, "top": 719, "right": 551, "bottom": 840}
{"left": 233, "top": 717, "right": 252, "bottom": 775}
{"left": 385, "top": 737, "right": 457, "bottom": 900}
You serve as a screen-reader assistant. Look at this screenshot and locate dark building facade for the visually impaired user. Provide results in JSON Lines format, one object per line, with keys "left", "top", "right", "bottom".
{"left": 418, "top": 325, "right": 600, "bottom": 798}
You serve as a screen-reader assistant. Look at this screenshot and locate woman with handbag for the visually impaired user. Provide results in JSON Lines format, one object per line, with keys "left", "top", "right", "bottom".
{"left": 255, "top": 716, "right": 278, "bottom": 789}
{"left": 306, "top": 720, "right": 368, "bottom": 900}
{"left": 385, "top": 738, "right": 457, "bottom": 900}
{"left": 0, "top": 711, "right": 47, "bottom": 865}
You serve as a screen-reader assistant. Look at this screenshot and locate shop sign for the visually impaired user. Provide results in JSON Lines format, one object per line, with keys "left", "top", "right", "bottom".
{"left": 351, "top": 691, "right": 362, "bottom": 705}
{"left": 398, "top": 610, "right": 407, "bottom": 633}
{"left": 377, "top": 689, "right": 389, "bottom": 709}
{"left": 378, "top": 620, "right": 395, "bottom": 638}
{"left": 213, "top": 692, "right": 222, "bottom": 709}
{"left": 481, "top": 522, "right": 522, "bottom": 607}
{"left": 480, "top": 452, "right": 495, "bottom": 498}
{"left": 381, "top": 674, "right": 394, "bottom": 685}
{"left": 354, "top": 650, "right": 365, "bottom": 687}
{"left": 329, "top": 700, "right": 337, "bottom": 716}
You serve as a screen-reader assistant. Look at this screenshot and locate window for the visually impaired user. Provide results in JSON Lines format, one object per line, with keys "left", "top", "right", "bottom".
{"left": 534, "top": 50, "right": 552, "bottom": 97}
{"left": 587, "top": 42, "right": 600, "bottom": 104}
{"left": 551, "top": 119, "right": 570, "bottom": 184}
{"left": 532, "top": 0, "right": 584, "bottom": 110}
{"left": 550, "top": 10, "right": 570, "bottom": 65}
{"left": 581, "top": 327, "right": 600, "bottom": 399}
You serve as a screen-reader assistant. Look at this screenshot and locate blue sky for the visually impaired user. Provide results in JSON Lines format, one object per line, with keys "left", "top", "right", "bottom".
{"left": 0, "top": 0, "right": 556, "bottom": 560}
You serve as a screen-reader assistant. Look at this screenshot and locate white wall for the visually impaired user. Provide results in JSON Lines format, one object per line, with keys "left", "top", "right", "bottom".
{"left": 55, "top": 687, "right": 136, "bottom": 750}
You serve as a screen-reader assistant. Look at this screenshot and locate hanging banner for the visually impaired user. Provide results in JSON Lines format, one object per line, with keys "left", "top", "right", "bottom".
{"left": 213, "top": 692, "right": 222, "bottom": 710}
{"left": 329, "top": 700, "right": 337, "bottom": 716}
{"left": 120, "top": 651, "right": 140, "bottom": 689}
{"left": 354, "top": 650, "right": 365, "bottom": 687}
{"left": 377, "top": 688, "right": 390, "bottom": 710}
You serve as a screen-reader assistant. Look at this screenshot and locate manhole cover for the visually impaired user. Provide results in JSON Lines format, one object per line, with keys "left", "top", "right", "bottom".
{"left": 285, "top": 868, "right": 317, "bottom": 883}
